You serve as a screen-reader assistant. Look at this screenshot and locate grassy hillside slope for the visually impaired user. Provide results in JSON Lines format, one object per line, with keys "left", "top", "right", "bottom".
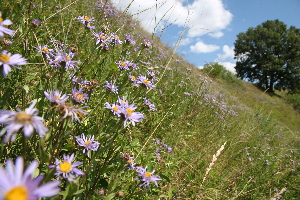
{"left": 0, "top": 0, "right": 299, "bottom": 199}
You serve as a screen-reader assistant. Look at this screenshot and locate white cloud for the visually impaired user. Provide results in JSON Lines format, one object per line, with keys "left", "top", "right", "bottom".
{"left": 178, "top": 37, "right": 192, "bottom": 46}
{"left": 208, "top": 31, "right": 224, "bottom": 38}
{"left": 110, "top": 0, "right": 232, "bottom": 38}
{"left": 190, "top": 41, "right": 220, "bottom": 53}
{"left": 218, "top": 61, "right": 236, "bottom": 73}
{"left": 217, "top": 45, "right": 235, "bottom": 59}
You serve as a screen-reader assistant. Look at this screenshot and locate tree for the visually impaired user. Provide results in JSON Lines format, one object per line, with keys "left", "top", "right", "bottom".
{"left": 234, "top": 19, "right": 300, "bottom": 93}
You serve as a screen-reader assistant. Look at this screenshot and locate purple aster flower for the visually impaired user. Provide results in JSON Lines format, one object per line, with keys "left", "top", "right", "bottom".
{"left": 0, "top": 102, "right": 48, "bottom": 143}
{"left": 50, "top": 51, "right": 81, "bottom": 69}
{"left": 0, "top": 157, "right": 60, "bottom": 199}
{"left": 49, "top": 153, "right": 84, "bottom": 181}
{"left": 117, "top": 96, "right": 129, "bottom": 107}
{"left": 75, "top": 133, "right": 100, "bottom": 154}
{"left": 0, "top": 50, "right": 27, "bottom": 77}
{"left": 44, "top": 90, "right": 69, "bottom": 105}
{"left": 0, "top": 15, "right": 15, "bottom": 37}
{"left": 103, "top": 81, "right": 118, "bottom": 94}
{"left": 143, "top": 39, "right": 152, "bottom": 47}
{"left": 127, "top": 74, "right": 139, "bottom": 87}
{"left": 144, "top": 98, "right": 157, "bottom": 111}
{"left": 3, "top": 38, "right": 13, "bottom": 46}
{"left": 77, "top": 16, "right": 95, "bottom": 29}
{"left": 71, "top": 87, "right": 89, "bottom": 104}
{"left": 137, "top": 75, "right": 155, "bottom": 89}
{"left": 120, "top": 103, "right": 144, "bottom": 127}
{"left": 112, "top": 34, "right": 123, "bottom": 45}
{"left": 124, "top": 34, "right": 136, "bottom": 45}
{"left": 36, "top": 45, "right": 53, "bottom": 55}
{"left": 93, "top": 31, "right": 109, "bottom": 45}
{"left": 135, "top": 166, "right": 162, "bottom": 188}
{"left": 116, "top": 60, "right": 130, "bottom": 70}
{"left": 104, "top": 102, "right": 121, "bottom": 117}
{"left": 31, "top": 18, "right": 41, "bottom": 26}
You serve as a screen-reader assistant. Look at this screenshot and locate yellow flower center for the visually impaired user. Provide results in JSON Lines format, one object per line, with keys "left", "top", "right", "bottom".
{"left": 120, "top": 62, "right": 126, "bottom": 67}
{"left": 55, "top": 95, "right": 61, "bottom": 101}
{"left": 0, "top": 54, "right": 10, "bottom": 63}
{"left": 84, "top": 141, "right": 91, "bottom": 146}
{"left": 15, "top": 111, "right": 32, "bottom": 125}
{"left": 100, "top": 35, "right": 106, "bottom": 40}
{"left": 84, "top": 16, "right": 90, "bottom": 21}
{"left": 115, "top": 35, "right": 119, "bottom": 39}
{"left": 5, "top": 186, "right": 28, "bottom": 200}
{"left": 65, "top": 55, "right": 71, "bottom": 61}
{"left": 42, "top": 47, "right": 49, "bottom": 52}
{"left": 0, "top": 18, "right": 3, "bottom": 23}
{"left": 59, "top": 161, "right": 71, "bottom": 173}
{"left": 128, "top": 159, "right": 134, "bottom": 163}
{"left": 131, "top": 76, "right": 136, "bottom": 80}
{"left": 113, "top": 106, "right": 118, "bottom": 112}
{"left": 126, "top": 108, "right": 133, "bottom": 116}
{"left": 74, "top": 93, "right": 84, "bottom": 101}
{"left": 144, "top": 79, "right": 150, "bottom": 84}
{"left": 144, "top": 172, "right": 152, "bottom": 177}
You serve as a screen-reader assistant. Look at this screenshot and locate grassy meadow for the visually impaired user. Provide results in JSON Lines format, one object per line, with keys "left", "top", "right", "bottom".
{"left": 0, "top": 0, "right": 299, "bottom": 199}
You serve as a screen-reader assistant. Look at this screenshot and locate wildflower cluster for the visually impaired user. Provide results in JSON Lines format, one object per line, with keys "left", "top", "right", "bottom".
{"left": 105, "top": 97, "right": 144, "bottom": 126}
{"left": 154, "top": 138, "right": 172, "bottom": 161}
{"left": 121, "top": 153, "right": 162, "bottom": 189}
{"left": 44, "top": 90, "right": 89, "bottom": 122}
{"left": 36, "top": 42, "right": 81, "bottom": 69}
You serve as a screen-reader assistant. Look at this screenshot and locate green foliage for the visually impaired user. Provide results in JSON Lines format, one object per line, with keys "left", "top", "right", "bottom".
{"left": 202, "top": 62, "right": 242, "bottom": 86}
{"left": 284, "top": 93, "right": 300, "bottom": 111}
{"left": 234, "top": 19, "right": 300, "bottom": 93}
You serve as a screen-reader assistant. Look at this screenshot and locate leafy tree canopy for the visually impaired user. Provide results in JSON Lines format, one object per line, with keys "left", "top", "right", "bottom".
{"left": 234, "top": 19, "right": 300, "bottom": 93}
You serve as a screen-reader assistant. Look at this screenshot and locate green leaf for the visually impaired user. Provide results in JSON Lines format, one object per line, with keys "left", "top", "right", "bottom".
{"left": 23, "top": 85, "right": 29, "bottom": 93}
{"left": 104, "top": 193, "right": 115, "bottom": 200}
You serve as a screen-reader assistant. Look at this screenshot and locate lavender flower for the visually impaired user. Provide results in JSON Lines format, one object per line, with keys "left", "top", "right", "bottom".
{"left": 71, "top": 87, "right": 89, "bottom": 104}
{"left": 0, "top": 14, "right": 15, "bottom": 37}
{"left": 93, "top": 31, "right": 109, "bottom": 45}
{"left": 103, "top": 81, "right": 118, "bottom": 94}
{"left": 120, "top": 103, "right": 144, "bottom": 127}
{"left": 31, "top": 18, "right": 41, "bottom": 26}
{"left": 49, "top": 51, "right": 80, "bottom": 69}
{"left": 144, "top": 98, "right": 157, "bottom": 111}
{"left": 0, "top": 50, "right": 27, "bottom": 77}
{"left": 116, "top": 60, "right": 130, "bottom": 70}
{"left": 77, "top": 16, "right": 95, "bottom": 29}
{"left": 44, "top": 90, "right": 69, "bottom": 105}
{"left": 143, "top": 39, "right": 152, "bottom": 47}
{"left": 104, "top": 102, "right": 122, "bottom": 117}
{"left": 124, "top": 34, "right": 136, "bottom": 45}
{"left": 49, "top": 153, "right": 84, "bottom": 181}
{"left": 127, "top": 74, "right": 139, "bottom": 87}
{"left": 36, "top": 45, "right": 53, "bottom": 55}
{"left": 105, "top": 97, "right": 144, "bottom": 126}
{"left": 75, "top": 133, "right": 100, "bottom": 154}
{"left": 137, "top": 75, "right": 155, "bottom": 89}
{"left": 0, "top": 157, "right": 60, "bottom": 199}
{"left": 112, "top": 34, "right": 123, "bottom": 45}
{"left": 0, "top": 102, "right": 48, "bottom": 143}
{"left": 135, "top": 166, "right": 162, "bottom": 188}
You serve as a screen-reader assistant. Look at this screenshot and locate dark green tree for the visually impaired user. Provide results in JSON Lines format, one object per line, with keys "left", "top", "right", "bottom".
{"left": 234, "top": 19, "right": 300, "bottom": 93}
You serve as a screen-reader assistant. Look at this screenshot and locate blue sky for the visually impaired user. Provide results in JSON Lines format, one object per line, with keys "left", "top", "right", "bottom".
{"left": 111, "top": 0, "right": 300, "bottom": 73}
